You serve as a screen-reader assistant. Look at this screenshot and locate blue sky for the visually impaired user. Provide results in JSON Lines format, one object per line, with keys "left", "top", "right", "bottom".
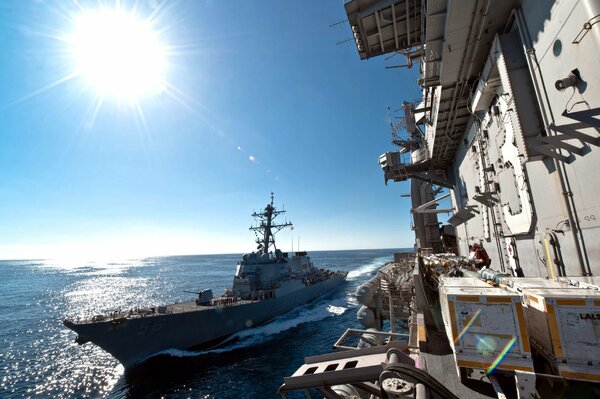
{"left": 0, "top": 1, "right": 420, "bottom": 260}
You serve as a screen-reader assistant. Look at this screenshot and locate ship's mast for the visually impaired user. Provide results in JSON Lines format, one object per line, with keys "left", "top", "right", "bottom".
{"left": 250, "top": 193, "right": 292, "bottom": 254}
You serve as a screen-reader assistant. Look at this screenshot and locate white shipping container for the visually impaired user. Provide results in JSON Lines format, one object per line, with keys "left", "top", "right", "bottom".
{"left": 558, "top": 276, "right": 600, "bottom": 291}
{"left": 522, "top": 288, "right": 600, "bottom": 382}
{"left": 439, "top": 276, "right": 490, "bottom": 289}
{"left": 499, "top": 277, "right": 572, "bottom": 292}
{"left": 439, "top": 285, "right": 533, "bottom": 375}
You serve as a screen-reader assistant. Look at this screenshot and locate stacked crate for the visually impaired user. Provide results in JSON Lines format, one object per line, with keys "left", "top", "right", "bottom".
{"left": 439, "top": 279, "right": 533, "bottom": 376}
{"left": 521, "top": 288, "right": 600, "bottom": 382}
{"left": 559, "top": 276, "right": 600, "bottom": 291}
{"left": 499, "top": 277, "right": 571, "bottom": 292}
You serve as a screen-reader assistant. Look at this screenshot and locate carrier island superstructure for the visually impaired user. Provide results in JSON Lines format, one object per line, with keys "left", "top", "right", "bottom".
{"left": 64, "top": 194, "right": 347, "bottom": 368}
{"left": 280, "top": 1, "right": 600, "bottom": 398}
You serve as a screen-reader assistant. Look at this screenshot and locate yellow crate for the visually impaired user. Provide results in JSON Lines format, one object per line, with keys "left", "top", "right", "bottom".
{"left": 522, "top": 288, "right": 600, "bottom": 382}
{"left": 439, "top": 285, "right": 533, "bottom": 374}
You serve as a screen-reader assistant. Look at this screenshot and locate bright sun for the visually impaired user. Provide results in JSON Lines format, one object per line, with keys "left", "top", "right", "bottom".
{"left": 69, "top": 8, "right": 167, "bottom": 100}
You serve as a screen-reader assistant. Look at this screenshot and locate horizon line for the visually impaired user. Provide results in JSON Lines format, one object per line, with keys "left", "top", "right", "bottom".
{"left": 0, "top": 246, "right": 414, "bottom": 262}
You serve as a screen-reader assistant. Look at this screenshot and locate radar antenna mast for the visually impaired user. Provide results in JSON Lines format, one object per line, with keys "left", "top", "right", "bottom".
{"left": 250, "top": 193, "right": 292, "bottom": 254}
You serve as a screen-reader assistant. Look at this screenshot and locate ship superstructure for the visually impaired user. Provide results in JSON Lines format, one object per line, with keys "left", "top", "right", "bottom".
{"left": 368, "top": 0, "right": 600, "bottom": 278}
{"left": 231, "top": 194, "right": 328, "bottom": 301}
{"left": 64, "top": 194, "right": 347, "bottom": 368}
{"left": 280, "top": 1, "right": 600, "bottom": 397}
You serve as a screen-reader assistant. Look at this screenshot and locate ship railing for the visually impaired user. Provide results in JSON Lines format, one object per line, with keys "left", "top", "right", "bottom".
{"left": 71, "top": 295, "right": 263, "bottom": 323}
{"left": 210, "top": 296, "right": 243, "bottom": 306}
{"left": 333, "top": 328, "right": 409, "bottom": 351}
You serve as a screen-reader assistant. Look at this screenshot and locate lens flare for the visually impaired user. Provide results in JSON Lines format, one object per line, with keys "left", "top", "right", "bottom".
{"left": 486, "top": 336, "right": 517, "bottom": 375}
{"left": 454, "top": 307, "right": 481, "bottom": 344}
{"left": 475, "top": 334, "right": 498, "bottom": 355}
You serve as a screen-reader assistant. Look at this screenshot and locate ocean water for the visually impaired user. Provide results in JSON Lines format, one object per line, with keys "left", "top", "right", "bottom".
{"left": 0, "top": 249, "right": 405, "bottom": 398}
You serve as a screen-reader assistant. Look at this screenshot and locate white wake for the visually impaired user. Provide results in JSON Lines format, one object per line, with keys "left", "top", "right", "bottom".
{"left": 347, "top": 256, "right": 391, "bottom": 280}
{"left": 153, "top": 296, "right": 350, "bottom": 359}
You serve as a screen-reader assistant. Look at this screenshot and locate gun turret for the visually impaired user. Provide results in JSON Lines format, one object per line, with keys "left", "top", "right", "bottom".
{"left": 185, "top": 289, "right": 213, "bottom": 305}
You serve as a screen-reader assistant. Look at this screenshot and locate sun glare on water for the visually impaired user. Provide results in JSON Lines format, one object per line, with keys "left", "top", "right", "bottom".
{"left": 68, "top": 7, "right": 167, "bottom": 101}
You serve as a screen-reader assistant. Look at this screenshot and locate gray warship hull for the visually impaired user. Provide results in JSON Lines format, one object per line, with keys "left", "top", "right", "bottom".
{"left": 65, "top": 274, "right": 346, "bottom": 368}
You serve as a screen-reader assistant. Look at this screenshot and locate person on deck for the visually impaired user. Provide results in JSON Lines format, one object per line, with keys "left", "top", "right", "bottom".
{"left": 469, "top": 242, "right": 491, "bottom": 268}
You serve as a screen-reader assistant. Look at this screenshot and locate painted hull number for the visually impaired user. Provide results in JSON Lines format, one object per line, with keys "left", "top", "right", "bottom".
{"left": 137, "top": 322, "right": 164, "bottom": 335}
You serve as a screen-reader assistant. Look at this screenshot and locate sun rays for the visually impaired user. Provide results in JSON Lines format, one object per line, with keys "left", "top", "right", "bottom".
{"left": 10, "top": 0, "right": 283, "bottom": 183}
{"left": 67, "top": 7, "right": 167, "bottom": 100}
{"left": 15, "top": 0, "right": 196, "bottom": 130}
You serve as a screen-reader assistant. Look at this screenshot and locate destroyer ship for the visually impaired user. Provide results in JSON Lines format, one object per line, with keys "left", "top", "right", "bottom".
{"left": 280, "top": 0, "right": 600, "bottom": 398}
{"left": 64, "top": 194, "right": 347, "bottom": 368}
